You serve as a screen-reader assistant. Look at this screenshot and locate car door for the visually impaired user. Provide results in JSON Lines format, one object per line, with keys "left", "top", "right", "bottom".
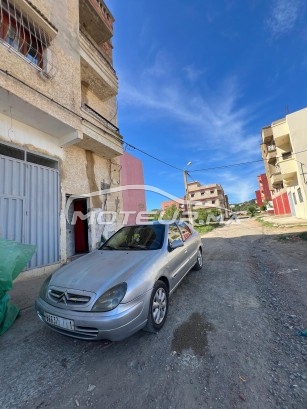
{"left": 177, "top": 222, "right": 199, "bottom": 269}
{"left": 165, "top": 223, "right": 191, "bottom": 292}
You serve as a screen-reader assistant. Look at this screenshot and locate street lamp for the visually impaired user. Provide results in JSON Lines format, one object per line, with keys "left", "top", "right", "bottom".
{"left": 183, "top": 162, "right": 194, "bottom": 226}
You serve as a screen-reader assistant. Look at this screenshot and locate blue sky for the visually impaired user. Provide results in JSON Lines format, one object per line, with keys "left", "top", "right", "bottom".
{"left": 107, "top": 0, "right": 307, "bottom": 210}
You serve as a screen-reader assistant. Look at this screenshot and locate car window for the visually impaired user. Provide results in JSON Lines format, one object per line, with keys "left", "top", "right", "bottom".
{"left": 168, "top": 224, "right": 182, "bottom": 246}
{"left": 178, "top": 222, "right": 192, "bottom": 241}
{"left": 100, "top": 225, "right": 165, "bottom": 250}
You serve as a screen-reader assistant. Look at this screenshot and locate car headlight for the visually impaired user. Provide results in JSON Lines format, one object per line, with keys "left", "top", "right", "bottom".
{"left": 39, "top": 275, "right": 52, "bottom": 300}
{"left": 92, "top": 283, "right": 127, "bottom": 312}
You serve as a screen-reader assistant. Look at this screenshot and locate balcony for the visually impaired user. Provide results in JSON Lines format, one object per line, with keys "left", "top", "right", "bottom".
{"left": 262, "top": 126, "right": 273, "bottom": 143}
{"left": 272, "top": 119, "right": 290, "bottom": 147}
{"left": 79, "top": 0, "right": 114, "bottom": 44}
{"left": 279, "top": 156, "right": 297, "bottom": 183}
{"left": 266, "top": 145, "right": 277, "bottom": 163}
{"left": 78, "top": 104, "right": 123, "bottom": 158}
{"left": 270, "top": 172, "right": 283, "bottom": 188}
{"left": 80, "top": 31, "right": 118, "bottom": 101}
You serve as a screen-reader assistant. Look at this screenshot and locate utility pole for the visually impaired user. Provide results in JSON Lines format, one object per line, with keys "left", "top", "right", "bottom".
{"left": 183, "top": 167, "right": 194, "bottom": 226}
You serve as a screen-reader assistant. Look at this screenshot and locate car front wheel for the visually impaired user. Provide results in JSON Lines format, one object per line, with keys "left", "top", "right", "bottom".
{"left": 192, "top": 248, "right": 203, "bottom": 270}
{"left": 145, "top": 280, "right": 168, "bottom": 333}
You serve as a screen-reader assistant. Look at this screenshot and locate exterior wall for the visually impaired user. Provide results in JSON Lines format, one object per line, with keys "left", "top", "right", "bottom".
{"left": 261, "top": 107, "right": 307, "bottom": 219}
{"left": 0, "top": 113, "right": 123, "bottom": 262}
{"left": 119, "top": 152, "right": 146, "bottom": 224}
{"left": 286, "top": 109, "right": 307, "bottom": 219}
{"left": 255, "top": 190, "right": 263, "bottom": 207}
{"left": 256, "top": 173, "right": 272, "bottom": 207}
{"left": 273, "top": 193, "right": 291, "bottom": 216}
{"left": 0, "top": 0, "right": 81, "bottom": 130}
{"left": 188, "top": 182, "right": 228, "bottom": 213}
{"left": 161, "top": 182, "right": 229, "bottom": 216}
{"left": 0, "top": 0, "right": 123, "bottom": 275}
{"left": 161, "top": 200, "right": 181, "bottom": 211}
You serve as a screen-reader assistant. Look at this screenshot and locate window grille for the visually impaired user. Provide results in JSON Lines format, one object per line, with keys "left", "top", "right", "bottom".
{"left": 0, "top": 0, "right": 56, "bottom": 77}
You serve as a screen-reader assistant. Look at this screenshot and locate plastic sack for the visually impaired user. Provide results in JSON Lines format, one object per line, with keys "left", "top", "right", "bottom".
{"left": 0, "top": 238, "right": 36, "bottom": 335}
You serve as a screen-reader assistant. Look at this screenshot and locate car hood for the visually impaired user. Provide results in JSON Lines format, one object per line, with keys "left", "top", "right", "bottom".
{"left": 50, "top": 250, "right": 158, "bottom": 295}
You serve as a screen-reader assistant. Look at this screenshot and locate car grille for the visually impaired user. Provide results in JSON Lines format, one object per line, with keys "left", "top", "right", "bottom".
{"left": 48, "top": 288, "right": 92, "bottom": 306}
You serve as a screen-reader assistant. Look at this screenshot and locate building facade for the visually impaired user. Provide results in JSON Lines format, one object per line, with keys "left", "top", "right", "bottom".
{"left": 187, "top": 182, "right": 229, "bottom": 215}
{"left": 119, "top": 152, "right": 146, "bottom": 225}
{"left": 261, "top": 107, "right": 307, "bottom": 219}
{"left": 161, "top": 182, "right": 229, "bottom": 218}
{"left": 255, "top": 173, "right": 272, "bottom": 207}
{"left": 0, "top": 0, "right": 124, "bottom": 274}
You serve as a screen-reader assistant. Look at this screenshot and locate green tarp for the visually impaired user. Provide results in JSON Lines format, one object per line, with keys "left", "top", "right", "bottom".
{"left": 0, "top": 239, "right": 36, "bottom": 335}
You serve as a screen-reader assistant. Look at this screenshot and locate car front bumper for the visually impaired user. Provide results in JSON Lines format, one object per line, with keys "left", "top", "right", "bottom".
{"left": 35, "top": 292, "right": 151, "bottom": 341}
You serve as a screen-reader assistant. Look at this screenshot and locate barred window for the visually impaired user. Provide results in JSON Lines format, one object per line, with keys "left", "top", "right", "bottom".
{"left": 0, "top": 0, "right": 54, "bottom": 74}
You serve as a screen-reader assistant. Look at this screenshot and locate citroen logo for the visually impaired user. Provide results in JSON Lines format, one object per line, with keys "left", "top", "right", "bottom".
{"left": 57, "top": 291, "right": 68, "bottom": 305}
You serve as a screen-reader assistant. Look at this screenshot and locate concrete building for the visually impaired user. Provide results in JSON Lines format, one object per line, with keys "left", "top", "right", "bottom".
{"left": 261, "top": 107, "right": 307, "bottom": 219}
{"left": 161, "top": 182, "right": 229, "bottom": 217}
{"left": 119, "top": 152, "right": 146, "bottom": 225}
{"left": 255, "top": 173, "right": 272, "bottom": 207}
{"left": 0, "top": 0, "right": 124, "bottom": 275}
{"left": 187, "top": 182, "right": 229, "bottom": 215}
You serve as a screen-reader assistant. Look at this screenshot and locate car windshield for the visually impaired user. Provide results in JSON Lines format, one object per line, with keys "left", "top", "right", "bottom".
{"left": 100, "top": 225, "right": 165, "bottom": 250}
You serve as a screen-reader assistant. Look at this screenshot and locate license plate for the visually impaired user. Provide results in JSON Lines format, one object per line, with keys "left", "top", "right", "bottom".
{"left": 44, "top": 312, "right": 74, "bottom": 330}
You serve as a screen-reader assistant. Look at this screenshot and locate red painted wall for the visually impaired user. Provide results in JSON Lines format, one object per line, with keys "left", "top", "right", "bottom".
{"left": 257, "top": 174, "right": 272, "bottom": 203}
{"left": 273, "top": 192, "right": 291, "bottom": 216}
{"left": 120, "top": 152, "right": 146, "bottom": 224}
{"left": 255, "top": 190, "right": 263, "bottom": 207}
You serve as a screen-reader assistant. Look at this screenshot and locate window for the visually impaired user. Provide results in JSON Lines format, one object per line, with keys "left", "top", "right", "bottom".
{"left": 201, "top": 192, "right": 204, "bottom": 196}
{"left": 210, "top": 190, "right": 214, "bottom": 194}
{"left": 293, "top": 192, "right": 297, "bottom": 205}
{"left": 168, "top": 224, "right": 182, "bottom": 246}
{"left": 0, "top": 1, "right": 52, "bottom": 69}
{"left": 282, "top": 152, "right": 292, "bottom": 160}
{"left": 297, "top": 188, "right": 304, "bottom": 203}
{"left": 212, "top": 200, "right": 215, "bottom": 204}
{"left": 178, "top": 222, "right": 192, "bottom": 241}
{"left": 191, "top": 193, "right": 195, "bottom": 198}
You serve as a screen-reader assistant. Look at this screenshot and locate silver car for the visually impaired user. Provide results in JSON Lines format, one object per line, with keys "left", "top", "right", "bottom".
{"left": 35, "top": 221, "right": 203, "bottom": 341}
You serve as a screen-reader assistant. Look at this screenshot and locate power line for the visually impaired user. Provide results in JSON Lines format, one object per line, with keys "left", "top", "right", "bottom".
{"left": 1, "top": 69, "right": 307, "bottom": 175}
{"left": 0, "top": 68, "right": 183, "bottom": 172}
{"left": 190, "top": 159, "right": 263, "bottom": 172}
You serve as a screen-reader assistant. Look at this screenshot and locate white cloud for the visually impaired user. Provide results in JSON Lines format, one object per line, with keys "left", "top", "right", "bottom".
{"left": 182, "top": 65, "right": 204, "bottom": 83}
{"left": 266, "top": 0, "right": 301, "bottom": 37}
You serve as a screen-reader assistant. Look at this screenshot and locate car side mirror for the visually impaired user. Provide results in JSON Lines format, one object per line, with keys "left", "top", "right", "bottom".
{"left": 170, "top": 239, "right": 184, "bottom": 250}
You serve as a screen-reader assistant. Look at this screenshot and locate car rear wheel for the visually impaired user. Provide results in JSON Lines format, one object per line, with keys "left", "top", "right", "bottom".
{"left": 192, "top": 248, "right": 203, "bottom": 270}
{"left": 144, "top": 280, "right": 168, "bottom": 333}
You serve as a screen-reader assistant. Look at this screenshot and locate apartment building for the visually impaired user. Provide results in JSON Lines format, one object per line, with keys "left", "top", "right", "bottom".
{"left": 0, "top": 0, "right": 124, "bottom": 274}
{"left": 261, "top": 107, "right": 307, "bottom": 219}
{"left": 187, "top": 182, "right": 229, "bottom": 215}
{"left": 161, "top": 182, "right": 229, "bottom": 217}
{"left": 255, "top": 173, "right": 272, "bottom": 207}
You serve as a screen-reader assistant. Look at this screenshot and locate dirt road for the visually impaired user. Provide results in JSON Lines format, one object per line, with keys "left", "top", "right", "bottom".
{"left": 1, "top": 218, "right": 307, "bottom": 409}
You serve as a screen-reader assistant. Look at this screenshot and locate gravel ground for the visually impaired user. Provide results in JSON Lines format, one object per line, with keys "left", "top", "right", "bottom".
{"left": 0, "top": 218, "right": 306, "bottom": 409}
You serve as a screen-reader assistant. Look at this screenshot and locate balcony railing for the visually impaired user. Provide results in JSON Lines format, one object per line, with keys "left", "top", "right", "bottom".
{"left": 267, "top": 144, "right": 276, "bottom": 152}
{"left": 279, "top": 155, "right": 297, "bottom": 181}
{"left": 266, "top": 149, "right": 277, "bottom": 163}
{"left": 79, "top": 0, "right": 114, "bottom": 44}
{"left": 272, "top": 120, "right": 290, "bottom": 147}
{"left": 80, "top": 30, "right": 118, "bottom": 101}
